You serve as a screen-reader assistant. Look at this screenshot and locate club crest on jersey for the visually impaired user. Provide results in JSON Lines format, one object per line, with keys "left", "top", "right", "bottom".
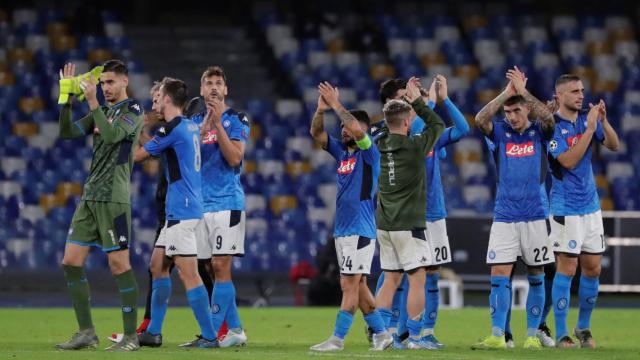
{"left": 337, "top": 157, "right": 356, "bottom": 174}
{"left": 506, "top": 142, "right": 535, "bottom": 157}
{"left": 528, "top": 130, "right": 536, "bottom": 137}
{"left": 223, "top": 119, "right": 231, "bottom": 128}
{"left": 505, "top": 132, "right": 512, "bottom": 138}
{"left": 202, "top": 130, "right": 218, "bottom": 144}
{"left": 567, "top": 135, "right": 582, "bottom": 147}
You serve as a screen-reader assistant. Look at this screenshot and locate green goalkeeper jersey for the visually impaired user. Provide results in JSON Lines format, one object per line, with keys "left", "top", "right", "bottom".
{"left": 59, "top": 98, "right": 143, "bottom": 204}
{"left": 375, "top": 99, "right": 445, "bottom": 231}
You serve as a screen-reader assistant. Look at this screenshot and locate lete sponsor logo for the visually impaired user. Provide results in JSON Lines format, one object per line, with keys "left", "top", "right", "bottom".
{"left": 202, "top": 130, "right": 218, "bottom": 144}
{"left": 337, "top": 157, "right": 357, "bottom": 175}
{"left": 567, "top": 134, "right": 582, "bottom": 147}
{"left": 505, "top": 141, "right": 535, "bottom": 157}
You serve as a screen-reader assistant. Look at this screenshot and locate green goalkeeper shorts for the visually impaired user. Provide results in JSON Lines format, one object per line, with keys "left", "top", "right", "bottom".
{"left": 66, "top": 200, "right": 131, "bottom": 252}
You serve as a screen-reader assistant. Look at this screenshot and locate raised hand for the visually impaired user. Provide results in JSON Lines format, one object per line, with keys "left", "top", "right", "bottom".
{"left": 586, "top": 102, "right": 600, "bottom": 132}
{"left": 79, "top": 75, "right": 98, "bottom": 103}
{"left": 428, "top": 77, "right": 437, "bottom": 104}
{"left": 403, "top": 76, "right": 421, "bottom": 103}
{"left": 317, "top": 82, "right": 341, "bottom": 110}
{"left": 435, "top": 74, "right": 448, "bottom": 101}
{"left": 59, "top": 63, "right": 76, "bottom": 80}
{"left": 317, "top": 93, "right": 331, "bottom": 113}
{"left": 506, "top": 66, "right": 527, "bottom": 95}
{"left": 206, "top": 98, "right": 225, "bottom": 128}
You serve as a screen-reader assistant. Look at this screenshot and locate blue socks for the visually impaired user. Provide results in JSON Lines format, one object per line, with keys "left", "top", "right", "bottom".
{"left": 147, "top": 277, "right": 171, "bottom": 335}
{"left": 211, "top": 281, "right": 234, "bottom": 332}
{"left": 577, "top": 275, "right": 599, "bottom": 330}
{"left": 552, "top": 272, "right": 573, "bottom": 340}
{"left": 364, "top": 310, "right": 386, "bottom": 334}
{"left": 187, "top": 285, "right": 216, "bottom": 341}
{"left": 490, "top": 276, "right": 510, "bottom": 337}
{"left": 541, "top": 274, "right": 553, "bottom": 324}
{"left": 406, "top": 318, "right": 422, "bottom": 339}
{"left": 505, "top": 280, "right": 512, "bottom": 335}
{"left": 397, "top": 275, "right": 409, "bottom": 336}
{"left": 422, "top": 273, "right": 440, "bottom": 332}
{"left": 226, "top": 283, "right": 242, "bottom": 330}
{"left": 378, "top": 308, "right": 392, "bottom": 329}
{"left": 333, "top": 310, "right": 354, "bottom": 339}
{"left": 526, "top": 274, "right": 545, "bottom": 336}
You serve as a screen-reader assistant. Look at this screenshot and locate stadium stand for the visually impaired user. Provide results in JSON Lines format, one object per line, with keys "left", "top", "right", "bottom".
{"left": 1, "top": 3, "right": 639, "bottom": 274}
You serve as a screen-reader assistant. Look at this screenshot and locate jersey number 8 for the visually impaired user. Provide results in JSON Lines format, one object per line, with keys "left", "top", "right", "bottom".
{"left": 193, "top": 134, "right": 201, "bottom": 172}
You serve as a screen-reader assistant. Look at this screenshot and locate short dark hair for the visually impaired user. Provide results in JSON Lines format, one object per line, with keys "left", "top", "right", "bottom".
{"left": 201, "top": 66, "right": 227, "bottom": 84}
{"left": 555, "top": 74, "right": 581, "bottom": 89}
{"left": 503, "top": 95, "right": 527, "bottom": 107}
{"left": 349, "top": 109, "right": 370, "bottom": 128}
{"left": 379, "top": 78, "right": 406, "bottom": 104}
{"left": 383, "top": 99, "right": 412, "bottom": 127}
{"left": 160, "top": 77, "right": 189, "bottom": 109}
{"left": 102, "top": 59, "right": 128, "bottom": 75}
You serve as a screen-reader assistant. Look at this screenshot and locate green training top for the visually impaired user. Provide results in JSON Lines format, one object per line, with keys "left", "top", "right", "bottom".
{"left": 375, "top": 98, "right": 445, "bottom": 231}
{"left": 58, "top": 98, "right": 143, "bottom": 204}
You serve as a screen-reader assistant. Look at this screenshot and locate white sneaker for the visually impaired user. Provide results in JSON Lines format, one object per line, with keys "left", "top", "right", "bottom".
{"left": 506, "top": 339, "right": 515, "bottom": 349}
{"left": 108, "top": 333, "right": 124, "bottom": 343}
{"left": 219, "top": 328, "right": 247, "bottom": 348}
{"left": 537, "top": 329, "right": 555, "bottom": 348}
{"left": 370, "top": 332, "right": 393, "bottom": 351}
{"left": 310, "top": 335, "right": 344, "bottom": 351}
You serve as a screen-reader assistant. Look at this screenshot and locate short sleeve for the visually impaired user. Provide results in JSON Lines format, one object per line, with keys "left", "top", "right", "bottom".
{"left": 486, "top": 119, "right": 504, "bottom": 143}
{"left": 190, "top": 112, "right": 205, "bottom": 126}
{"left": 144, "top": 125, "right": 177, "bottom": 156}
{"left": 229, "top": 113, "right": 250, "bottom": 143}
{"left": 548, "top": 124, "right": 570, "bottom": 159}
{"left": 323, "top": 135, "right": 343, "bottom": 160}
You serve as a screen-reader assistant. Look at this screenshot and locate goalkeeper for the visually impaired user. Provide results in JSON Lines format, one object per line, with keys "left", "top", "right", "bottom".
{"left": 55, "top": 60, "right": 143, "bottom": 352}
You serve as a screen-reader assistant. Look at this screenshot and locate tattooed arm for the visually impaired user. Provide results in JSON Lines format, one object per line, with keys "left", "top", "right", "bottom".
{"left": 317, "top": 82, "right": 366, "bottom": 142}
{"left": 475, "top": 89, "right": 513, "bottom": 136}
{"left": 506, "top": 66, "right": 555, "bottom": 135}
{"left": 309, "top": 95, "right": 329, "bottom": 148}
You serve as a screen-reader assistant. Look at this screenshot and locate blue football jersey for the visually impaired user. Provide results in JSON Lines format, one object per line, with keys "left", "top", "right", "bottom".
{"left": 325, "top": 135, "right": 380, "bottom": 239}
{"left": 143, "top": 116, "right": 203, "bottom": 220}
{"left": 191, "top": 108, "right": 250, "bottom": 213}
{"left": 548, "top": 112, "right": 605, "bottom": 216}
{"left": 486, "top": 120, "right": 551, "bottom": 222}
{"left": 410, "top": 100, "right": 468, "bottom": 222}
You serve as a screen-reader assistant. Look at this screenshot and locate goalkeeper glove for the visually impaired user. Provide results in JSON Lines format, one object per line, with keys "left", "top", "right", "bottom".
{"left": 58, "top": 66, "right": 104, "bottom": 104}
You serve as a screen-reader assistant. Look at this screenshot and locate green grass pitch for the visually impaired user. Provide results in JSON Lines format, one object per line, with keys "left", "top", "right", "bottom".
{"left": 1, "top": 307, "right": 638, "bottom": 359}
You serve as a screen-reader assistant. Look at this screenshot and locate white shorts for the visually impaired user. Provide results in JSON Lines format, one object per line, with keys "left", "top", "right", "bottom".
{"left": 426, "top": 219, "right": 452, "bottom": 265}
{"left": 377, "top": 229, "right": 432, "bottom": 272}
{"left": 155, "top": 219, "right": 200, "bottom": 258}
{"left": 334, "top": 235, "right": 375, "bottom": 275}
{"left": 487, "top": 220, "right": 554, "bottom": 266}
{"left": 550, "top": 210, "right": 605, "bottom": 255}
{"left": 196, "top": 210, "right": 246, "bottom": 259}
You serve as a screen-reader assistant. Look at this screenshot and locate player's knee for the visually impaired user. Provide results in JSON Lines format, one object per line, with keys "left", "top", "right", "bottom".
{"left": 212, "top": 257, "right": 232, "bottom": 275}
{"left": 527, "top": 266, "right": 544, "bottom": 275}
{"left": 340, "top": 275, "right": 358, "bottom": 293}
{"left": 107, "top": 253, "right": 131, "bottom": 275}
{"left": 556, "top": 255, "right": 578, "bottom": 275}
{"left": 581, "top": 264, "right": 601, "bottom": 277}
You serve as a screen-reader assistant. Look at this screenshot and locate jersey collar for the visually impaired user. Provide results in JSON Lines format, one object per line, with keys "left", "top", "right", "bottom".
{"left": 108, "top": 98, "right": 133, "bottom": 109}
